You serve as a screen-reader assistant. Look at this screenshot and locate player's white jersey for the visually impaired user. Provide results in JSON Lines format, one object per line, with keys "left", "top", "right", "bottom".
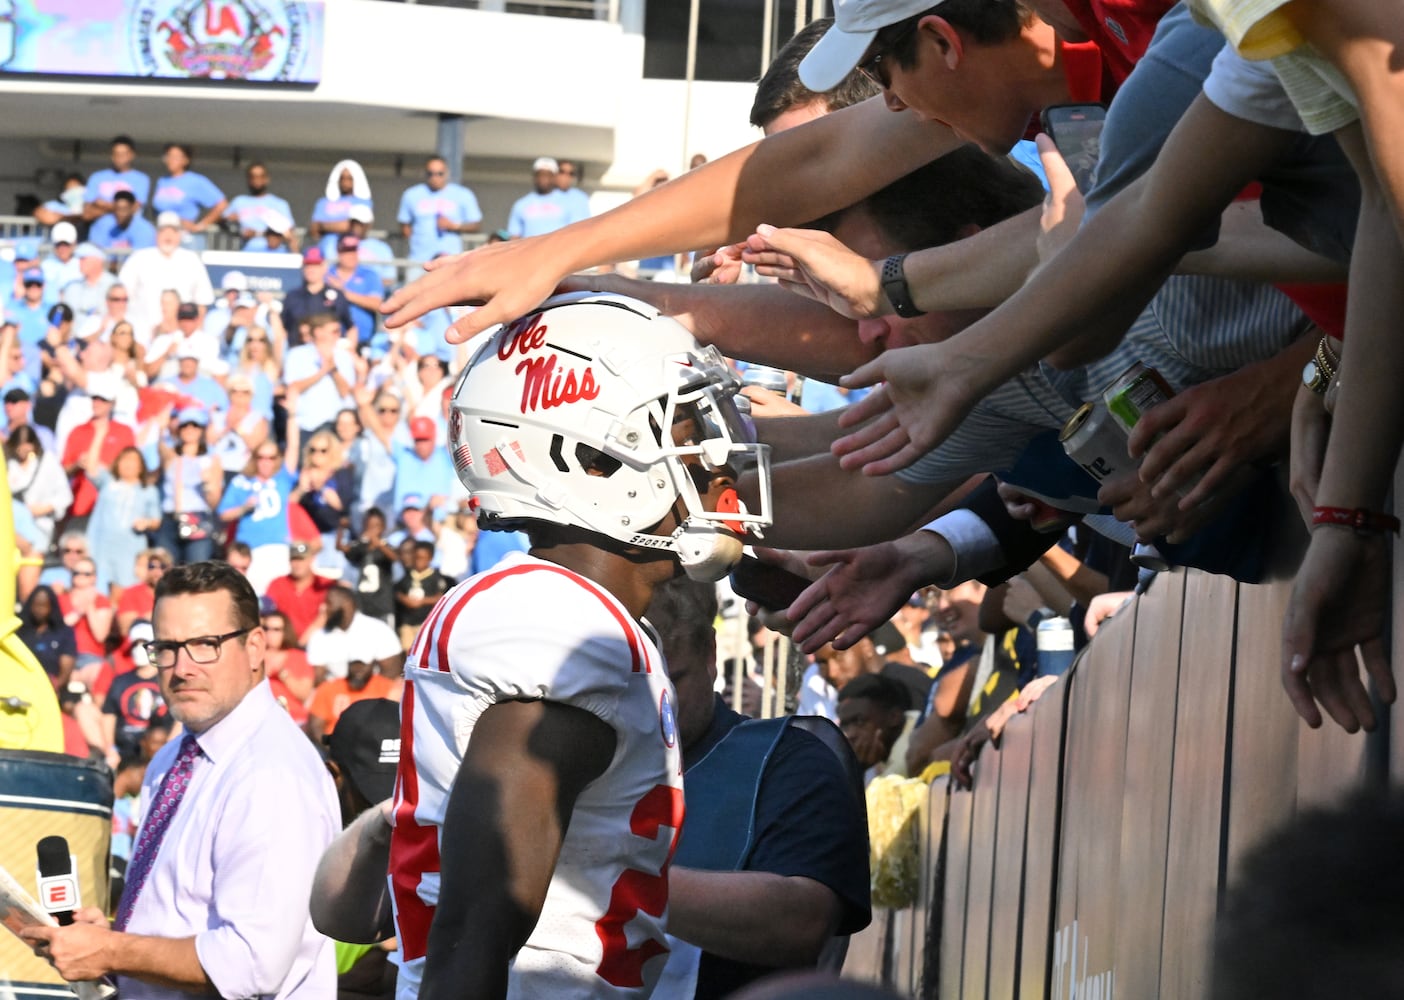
{"left": 389, "top": 551, "right": 685, "bottom": 1000}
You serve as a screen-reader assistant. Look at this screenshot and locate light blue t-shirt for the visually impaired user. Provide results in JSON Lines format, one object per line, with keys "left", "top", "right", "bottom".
{"left": 357, "top": 237, "right": 397, "bottom": 287}
{"left": 282, "top": 343, "right": 356, "bottom": 431}
{"left": 218, "top": 467, "right": 297, "bottom": 547}
{"left": 242, "top": 236, "right": 291, "bottom": 254}
{"left": 312, "top": 195, "right": 373, "bottom": 259}
{"left": 559, "top": 187, "right": 591, "bottom": 223}
{"left": 7, "top": 300, "right": 50, "bottom": 349}
{"left": 397, "top": 183, "right": 482, "bottom": 261}
{"left": 333, "top": 264, "right": 383, "bottom": 345}
{"left": 507, "top": 190, "right": 573, "bottom": 239}
{"left": 84, "top": 168, "right": 151, "bottom": 207}
{"left": 152, "top": 172, "right": 226, "bottom": 223}
{"left": 88, "top": 214, "right": 157, "bottom": 251}
{"left": 171, "top": 374, "right": 229, "bottom": 414}
{"left": 392, "top": 446, "right": 459, "bottom": 513}
{"left": 226, "top": 193, "right": 294, "bottom": 240}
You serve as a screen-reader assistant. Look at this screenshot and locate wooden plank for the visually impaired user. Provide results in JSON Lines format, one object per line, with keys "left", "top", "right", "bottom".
{"left": 961, "top": 745, "right": 1003, "bottom": 999}
{"left": 986, "top": 712, "right": 1035, "bottom": 1000}
{"left": 1114, "top": 572, "right": 1185, "bottom": 999}
{"left": 1017, "top": 671, "right": 1072, "bottom": 1000}
{"left": 1158, "top": 571, "right": 1238, "bottom": 1000}
{"left": 939, "top": 787, "right": 975, "bottom": 1000}
{"left": 1295, "top": 698, "right": 1368, "bottom": 811}
{"left": 1068, "top": 601, "right": 1137, "bottom": 992}
{"left": 1052, "top": 652, "right": 1093, "bottom": 986}
{"left": 844, "top": 907, "right": 889, "bottom": 984}
{"left": 1224, "top": 579, "right": 1299, "bottom": 882}
{"left": 918, "top": 779, "right": 950, "bottom": 999}
{"left": 1393, "top": 458, "right": 1404, "bottom": 787}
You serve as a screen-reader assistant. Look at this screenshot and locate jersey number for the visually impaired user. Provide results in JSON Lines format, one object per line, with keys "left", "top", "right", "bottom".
{"left": 594, "top": 784, "right": 685, "bottom": 988}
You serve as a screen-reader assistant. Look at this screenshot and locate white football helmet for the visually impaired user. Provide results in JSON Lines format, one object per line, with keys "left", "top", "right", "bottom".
{"left": 449, "top": 292, "right": 773, "bottom": 581}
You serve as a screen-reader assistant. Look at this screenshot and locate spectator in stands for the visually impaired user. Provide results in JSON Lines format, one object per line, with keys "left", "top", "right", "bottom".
{"left": 204, "top": 272, "right": 248, "bottom": 338}
{"left": 167, "top": 343, "right": 230, "bottom": 413}
{"left": 397, "top": 155, "right": 482, "bottom": 262}
{"left": 208, "top": 373, "right": 269, "bottom": 480}
{"left": 350, "top": 387, "right": 405, "bottom": 526}
{"left": 308, "top": 655, "right": 395, "bottom": 742}
{"left": 262, "top": 607, "right": 314, "bottom": 723}
{"left": 2, "top": 386, "right": 54, "bottom": 449}
{"left": 282, "top": 248, "right": 353, "bottom": 345}
{"left": 145, "top": 303, "right": 222, "bottom": 382}
{"left": 151, "top": 143, "right": 227, "bottom": 251}
{"left": 17, "top": 585, "right": 76, "bottom": 689}
{"left": 87, "top": 446, "right": 161, "bottom": 598}
{"left": 327, "top": 235, "right": 383, "bottom": 346}
{"left": 62, "top": 244, "right": 115, "bottom": 331}
{"left": 224, "top": 162, "right": 294, "bottom": 248}
{"left": 283, "top": 317, "right": 356, "bottom": 432}
{"left": 155, "top": 407, "right": 222, "bottom": 564}
{"left": 507, "top": 157, "right": 574, "bottom": 239}
{"left": 100, "top": 620, "right": 168, "bottom": 762}
{"left": 82, "top": 135, "right": 151, "bottom": 221}
{"left": 392, "top": 539, "right": 450, "bottom": 649}
{"left": 115, "top": 547, "right": 169, "bottom": 635}
{"left": 311, "top": 159, "right": 373, "bottom": 260}
{"left": 340, "top": 508, "right": 397, "bottom": 625}
{"left": 246, "top": 213, "right": 297, "bottom": 254}
{"left": 1, "top": 325, "right": 38, "bottom": 401}
{"left": 119, "top": 213, "right": 215, "bottom": 337}
{"left": 347, "top": 204, "right": 396, "bottom": 288}
{"left": 401, "top": 353, "right": 452, "bottom": 427}
{"left": 392, "top": 416, "right": 456, "bottom": 516}
{"left": 61, "top": 370, "right": 136, "bottom": 529}
{"left": 836, "top": 674, "right": 914, "bottom": 780}
{"left": 304, "top": 585, "right": 403, "bottom": 686}
{"left": 232, "top": 325, "right": 281, "bottom": 418}
{"left": 268, "top": 541, "right": 336, "bottom": 647}
{"left": 8, "top": 267, "right": 51, "bottom": 351}
{"left": 41, "top": 222, "right": 81, "bottom": 291}
{"left": 57, "top": 554, "right": 113, "bottom": 687}
{"left": 38, "top": 530, "right": 89, "bottom": 594}
{"left": 554, "top": 158, "right": 591, "bottom": 221}
{"left": 34, "top": 173, "right": 86, "bottom": 228}
{"left": 295, "top": 427, "right": 356, "bottom": 568}
{"left": 7, "top": 423, "right": 72, "bottom": 554}
{"left": 218, "top": 437, "right": 298, "bottom": 595}
{"left": 88, "top": 190, "right": 157, "bottom": 253}
{"left": 77, "top": 283, "right": 130, "bottom": 342}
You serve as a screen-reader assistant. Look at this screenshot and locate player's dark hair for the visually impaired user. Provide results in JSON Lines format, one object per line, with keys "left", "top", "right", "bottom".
{"left": 750, "top": 18, "right": 881, "bottom": 130}
{"left": 111, "top": 135, "right": 136, "bottom": 150}
{"left": 414, "top": 540, "right": 436, "bottom": 557}
{"left": 888, "top": 0, "right": 1032, "bottom": 73}
{"left": 113, "top": 190, "right": 137, "bottom": 205}
{"left": 163, "top": 142, "right": 194, "bottom": 160}
{"left": 837, "top": 672, "right": 911, "bottom": 711}
{"left": 155, "top": 561, "right": 260, "bottom": 633}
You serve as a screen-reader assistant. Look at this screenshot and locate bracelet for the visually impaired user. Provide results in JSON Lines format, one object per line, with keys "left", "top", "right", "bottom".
{"left": 1311, "top": 506, "right": 1400, "bottom": 535}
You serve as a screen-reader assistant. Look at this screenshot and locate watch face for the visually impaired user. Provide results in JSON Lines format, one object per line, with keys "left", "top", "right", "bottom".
{"left": 1303, "top": 359, "right": 1321, "bottom": 390}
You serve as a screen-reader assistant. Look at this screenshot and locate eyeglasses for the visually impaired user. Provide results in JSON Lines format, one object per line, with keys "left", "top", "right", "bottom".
{"left": 308, "top": 446, "right": 329, "bottom": 454}
{"left": 62, "top": 546, "right": 86, "bottom": 555}
{"left": 107, "top": 296, "right": 128, "bottom": 303}
{"left": 230, "top": 388, "right": 252, "bottom": 394}
{"left": 256, "top": 453, "right": 279, "bottom": 461}
{"left": 857, "top": 17, "right": 922, "bottom": 89}
{"left": 142, "top": 627, "right": 251, "bottom": 669}
{"left": 147, "top": 560, "right": 168, "bottom": 570}
{"left": 246, "top": 336, "right": 268, "bottom": 343}
{"left": 262, "top": 622, "right": 284, "bottom": 631}
{"left": 426, "top": 169, "right": 447, "bottom": 177}
{"left": 72, "top": 570, "right": 95, "bottom": 578}
{"left": 559, "top": 168, "right": 577, "bottom": 177}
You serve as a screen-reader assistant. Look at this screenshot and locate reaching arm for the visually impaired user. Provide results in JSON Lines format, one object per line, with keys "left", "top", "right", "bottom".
{"left": 419, "top": 699, "right": 616, "bottom": 1000}
{"left": 383, "top": 97, "right": 959, "bottom": 341}
{"left": 666, "top": 869, "right": 839, "bottom": 967}
{"left": 311, "top": 800, "right": 395, "bottom": 944}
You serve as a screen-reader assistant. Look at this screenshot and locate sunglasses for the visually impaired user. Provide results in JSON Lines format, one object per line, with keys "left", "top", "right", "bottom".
{"left": 246, "top": 336, "right": 268, "bottom": 344}
{"left": 62, "top": 547, "right": 86, "bottom": 554}
{"left": 377, "top": 407, "right": 401, "bottom": 415}
{"left": 560, "top": 168, "right": 577, "bottom": 177}
{"left": 73, "top": 570, "right": 95, "bottom": 578}
{"left": 256, "top": 454, "right": 279, "bottom": 461}
{"left": 148, "top": 560, "right": 168, "bottom": 570}
{"left": 308, "top": 446, "right": 329, "bottom": 454}
{"left": 857, "top": 17, "right": 922, "bottom": 89}
{"left": 107, "top": 296, "right": 128, "bottom": 303}
{"left": 426, "top": 170, "right": 447, "bottom": 177}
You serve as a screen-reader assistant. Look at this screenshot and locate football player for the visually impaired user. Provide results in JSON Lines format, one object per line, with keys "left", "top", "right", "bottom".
{"left": 314, "top": 292, "right": 773, "bottom": 1000}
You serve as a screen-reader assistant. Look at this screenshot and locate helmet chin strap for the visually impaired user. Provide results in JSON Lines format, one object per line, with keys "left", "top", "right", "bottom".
{"left": 674, "top": 521, "right": 744, "bottom": 583}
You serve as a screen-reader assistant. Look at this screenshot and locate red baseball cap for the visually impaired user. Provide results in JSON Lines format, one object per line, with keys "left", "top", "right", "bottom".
{"left": 409, "top": 416, "right": 436, "bottom": 441}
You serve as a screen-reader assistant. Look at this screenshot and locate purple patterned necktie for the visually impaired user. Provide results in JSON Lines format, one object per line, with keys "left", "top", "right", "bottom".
{"left": 114, "top": 733, "right": 202, "bottom": 931}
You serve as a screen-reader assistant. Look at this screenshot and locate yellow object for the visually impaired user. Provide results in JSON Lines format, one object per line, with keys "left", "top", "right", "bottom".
{"left": 865, "top": 773, "right": 930, "bottom": 909}
{"left": 1189, "top": 0, "right": 1304, "bottom": 60}
{"left": 0, "top": 469, "right": 64, "bottom": 752}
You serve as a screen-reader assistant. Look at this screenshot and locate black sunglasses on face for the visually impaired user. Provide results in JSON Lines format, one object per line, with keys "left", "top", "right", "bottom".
{"left": 858, "top": 17, "right": 922, "bottom": 89}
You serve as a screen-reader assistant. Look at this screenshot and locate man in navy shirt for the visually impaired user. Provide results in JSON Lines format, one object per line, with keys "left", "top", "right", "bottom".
{"left": 396, "top": 156, "right": 481, "bottom": 262}
{"left": 88, "top": 192, "right": 157, "bottom": 252}
{"left": 282, "top": 248, "right": 353, "bottom": 345}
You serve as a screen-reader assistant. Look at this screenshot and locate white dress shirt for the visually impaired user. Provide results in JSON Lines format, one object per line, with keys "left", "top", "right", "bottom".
{"left": 122, "top": 680, "right": 340, "bottom": 1000}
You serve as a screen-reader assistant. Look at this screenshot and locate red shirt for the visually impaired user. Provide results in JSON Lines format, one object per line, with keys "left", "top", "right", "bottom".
{"left": 1065, "top": 1, "right": 1176, "bottom": 84}
{"left": 1024, "top": 39, "right": 1110, "bottom": 140}
{"left": 117, "top": 584, "right": 156, "bottom": 624}
{"left": 269, "top": 676, "right": 311, "bottom": 726}
{"left": 61, "top": 419, "right": 136, "bottom": 518}
{"left": 57, "top": 590, "right": 112, "bottom": 659}
{"left": 266, "top": 574, "right": 335, "bottom": 641}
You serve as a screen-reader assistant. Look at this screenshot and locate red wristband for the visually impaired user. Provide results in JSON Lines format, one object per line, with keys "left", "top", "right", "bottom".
{"left": 1311, "top": 506, "right": 1401, "bottom": 535}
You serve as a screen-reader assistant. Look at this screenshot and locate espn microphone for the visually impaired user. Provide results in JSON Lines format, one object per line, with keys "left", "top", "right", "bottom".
{"left": 36, "top": 835, "right": 80, "bottom": 926}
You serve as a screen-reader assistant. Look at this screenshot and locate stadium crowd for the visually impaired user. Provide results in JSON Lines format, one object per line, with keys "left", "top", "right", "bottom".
{"left": 10, "top": 0, "right": 1404, "bottom": 997}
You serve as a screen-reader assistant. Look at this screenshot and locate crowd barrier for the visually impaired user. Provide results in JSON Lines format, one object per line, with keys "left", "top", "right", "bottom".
{"left": 846, "top": 559, "right": 1385, "bottom": 998}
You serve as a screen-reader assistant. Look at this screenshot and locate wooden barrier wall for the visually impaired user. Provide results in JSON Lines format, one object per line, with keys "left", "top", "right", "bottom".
{"left": 846, "top": 567, "right": 1381, "bottom": 998}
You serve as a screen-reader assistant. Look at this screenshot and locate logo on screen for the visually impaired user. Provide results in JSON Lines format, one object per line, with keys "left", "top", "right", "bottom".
{"left": 132, "top": 1, "right": 312, "bottom": 81}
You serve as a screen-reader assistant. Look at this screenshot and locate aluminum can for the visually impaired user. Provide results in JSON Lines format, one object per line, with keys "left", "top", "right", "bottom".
{"left": 1103, "top": 362, "right": 1173, "bottom": 433}
{"left": 1060, "top": 401, "right": 1135, "bottom": 486}
{"left": 1036, "top": 616, "right": 1076, "bottom": 675}
{"left": 1131, "top": 541, "right": 1171, "bottom": 572}
{"left": 740, "top": 364, "right": 789, "bottom": 395}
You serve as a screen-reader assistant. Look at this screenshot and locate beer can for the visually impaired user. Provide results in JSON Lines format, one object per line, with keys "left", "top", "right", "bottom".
{"left": 740, "top": 364, "right": 789, "bottom": 395}
{"left": 1102, "top": 362, "right": 1173, "bottom": 433}
{"left": 1036, "top": 616, "right": 1075, "bottom": 675}
{"left": 1060, "top": 401, "right": 1135, "bottom": 486}
{"left": 1131, "top": 541, "right": 1171, "bottom": 572}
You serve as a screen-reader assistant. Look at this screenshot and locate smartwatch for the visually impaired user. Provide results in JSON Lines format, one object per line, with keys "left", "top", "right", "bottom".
{"left": 880, "top": 253, "right": 926, "bottom": 318}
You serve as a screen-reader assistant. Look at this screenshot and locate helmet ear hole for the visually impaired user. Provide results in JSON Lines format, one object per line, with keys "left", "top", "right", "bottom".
{"left": 575, "top": 442, "right": 622, "bottom": 478}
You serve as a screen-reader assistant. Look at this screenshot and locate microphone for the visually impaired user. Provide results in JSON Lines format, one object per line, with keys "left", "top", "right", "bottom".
{"left": 36, "top": 835, "right": 80, "bottom": 926}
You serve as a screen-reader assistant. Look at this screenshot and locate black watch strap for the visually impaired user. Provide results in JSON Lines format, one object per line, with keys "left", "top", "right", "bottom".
{"left": 881, "top": 253, "right": 925, "bottom": 318}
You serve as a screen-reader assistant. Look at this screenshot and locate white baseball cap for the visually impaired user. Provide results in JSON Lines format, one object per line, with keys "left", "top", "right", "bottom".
{"left": 348, "top": 204, "right": 374, "bottom": 224}
{"left": 51, "top": 221, "right": 78, "bottom": 245}
{"left": 156, "top": 210, "right": 183, "bottom": 229}
{"left": 221, "top": 271, "right": 249, "bottom": 292}
{"left": 798, "top": 0, "right": 943, "bottom": 93}
{"left": 532, "top": 157, "right": 560, "bottom": 174}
